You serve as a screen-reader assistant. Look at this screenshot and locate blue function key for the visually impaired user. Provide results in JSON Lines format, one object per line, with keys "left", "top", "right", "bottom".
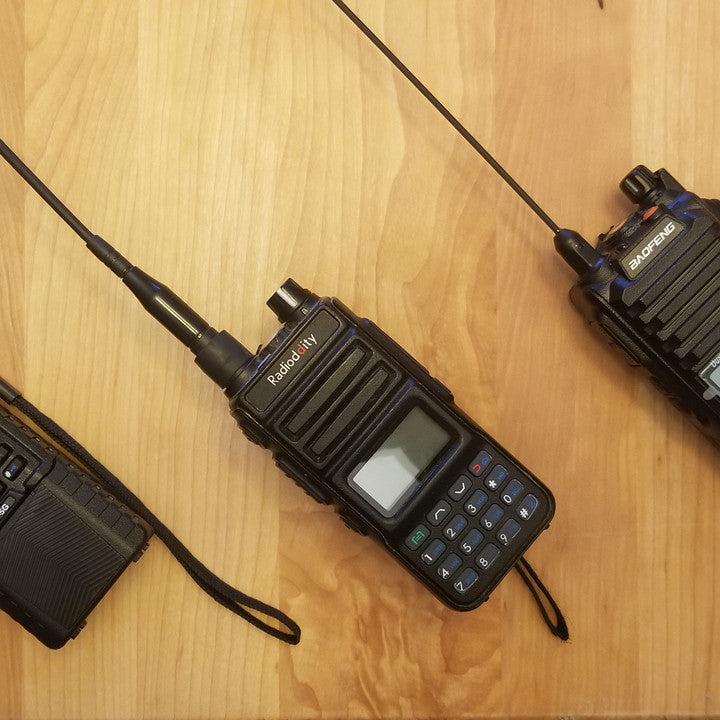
{"left": 459, "top": 528, "right": 483, "bottom": 555}
{"left": 2, "top": 456, "right": 26, "bottom": 481}
{"left": 437, "top": 553, "right": 462, "bottom": 581}
{"left": 480, "top": 504, "right": 504, "bottom": 531}
{"left": 497, "top": 519, "right": 522, "bottom": 546}
{"left": 405, "top": 524, "right": 430, "bottom": 550}
{"left": 517, "top": 494, "right": 539, "bottom": 521}
{"left": 420, "top": 539, "right": 446, "bottom": 565}
{"left": 453, "top": 568, "right": 479, "bottom": 595}
{"left": 447, "top": 475, "right": 472, "bottom": 502}
{"left": 500, "top": 478, "right": 524, "bottom": 505}
{"left": 464, "top": 489, "right": 488, "bottom": 516}
{"left": 484, "top": 464, "right": 508, "bottom": 491}
{"left": 468, "top": 450, "right": 492, "bottom": 477}
{"left": 475, "top": 543, "right": 501, "bottom": 571}
{"left": 443, "top": 514, "right": 468, "bottom": 541}
{"left": 426, "top": 500, "right": 451, "bottom": 526}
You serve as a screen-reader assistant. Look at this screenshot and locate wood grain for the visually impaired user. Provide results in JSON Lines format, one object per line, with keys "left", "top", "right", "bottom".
{"left": 0, "top": 1, "right": 719, "bottom": 718}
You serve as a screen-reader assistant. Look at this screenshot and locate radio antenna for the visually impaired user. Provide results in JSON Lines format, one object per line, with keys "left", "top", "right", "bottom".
{"left": 0, "top": 137, "right": 251, "bottom": 387}
{"left": 329, "top": 0, "right": 599, "bottom": 273}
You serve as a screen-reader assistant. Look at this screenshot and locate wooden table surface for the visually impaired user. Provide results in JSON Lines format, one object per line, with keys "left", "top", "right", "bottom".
{"left": 1, "top": 1, "right": 719, "bottom": 718}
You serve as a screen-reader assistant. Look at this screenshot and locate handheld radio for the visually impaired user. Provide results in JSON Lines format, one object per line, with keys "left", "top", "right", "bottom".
{"left": 327, "top": 0, "right": 720, "bottom": 449}
{"left": 0, "top": 384, "right": 151, "bottom": 648}
{"left": 0, "top": 137, "right": 556, "bottom": 618}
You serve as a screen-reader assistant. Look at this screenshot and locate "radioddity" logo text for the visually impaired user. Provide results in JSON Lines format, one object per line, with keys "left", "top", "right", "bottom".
{"left": 266, "top": 334, "right": 317, "bottom": 386}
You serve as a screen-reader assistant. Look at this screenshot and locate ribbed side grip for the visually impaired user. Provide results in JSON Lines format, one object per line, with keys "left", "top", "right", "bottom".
{"left": 621, "top": 222, "right": 720, "bottom": 367}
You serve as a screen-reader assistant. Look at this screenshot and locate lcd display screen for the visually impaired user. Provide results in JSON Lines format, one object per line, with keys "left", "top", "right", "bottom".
{"left": 349, "top": 407, "right": 451, "bottom": 516}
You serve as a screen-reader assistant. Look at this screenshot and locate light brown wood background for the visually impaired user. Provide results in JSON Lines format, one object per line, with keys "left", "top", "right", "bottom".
{"left": 1, "top": 1, "right": 719, "bottom": 718}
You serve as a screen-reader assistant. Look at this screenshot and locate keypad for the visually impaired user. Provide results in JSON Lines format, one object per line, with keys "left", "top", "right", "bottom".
{"left": 402, "top": 445, "right": 547, "bottom": 603}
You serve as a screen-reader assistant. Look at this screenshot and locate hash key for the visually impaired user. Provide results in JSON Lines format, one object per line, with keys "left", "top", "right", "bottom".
{"left": 517, "top": 494, "right": 539, "bottom": 521}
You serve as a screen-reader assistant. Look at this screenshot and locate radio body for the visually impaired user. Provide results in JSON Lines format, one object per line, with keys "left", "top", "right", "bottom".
{"left": 0, "top": 406, "right": 151, "bottom": 648}
{"left": 225, "top": 280, "right": 555, "bottom": 609}
{"left": 562, "top": 167, "right": 720, "bottom": 444}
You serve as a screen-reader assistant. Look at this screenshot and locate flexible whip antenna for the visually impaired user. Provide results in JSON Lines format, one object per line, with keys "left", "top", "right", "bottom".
{"left": 329, "top": 0, "right": 598, "bottom": 273}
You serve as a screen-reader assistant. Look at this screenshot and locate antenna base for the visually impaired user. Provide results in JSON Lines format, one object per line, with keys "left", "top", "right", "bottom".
{"left": 554, "top": 229, "right": 600, "bottom": 276}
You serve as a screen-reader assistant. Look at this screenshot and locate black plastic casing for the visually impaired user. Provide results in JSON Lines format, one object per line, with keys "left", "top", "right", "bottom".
{"left": 567, "top": 167, "right": 720, "bottom": 445}
{"left": 223, "top": 283, "right": 555, "bottom": 610}
{"left": 0, "top": 408, "right": 151, "bottom": 649}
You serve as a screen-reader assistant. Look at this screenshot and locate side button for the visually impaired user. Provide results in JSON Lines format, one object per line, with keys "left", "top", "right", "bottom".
{"left": 340, "top": 508, "right": 369, "bottom": 536}
{"left": 275, "top": 455, "right": 332, "bottom": 505}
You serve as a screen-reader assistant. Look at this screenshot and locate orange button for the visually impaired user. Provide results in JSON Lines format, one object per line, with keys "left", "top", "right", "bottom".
{"left": 643, "top": 205, "right": 659, "bottom": 221}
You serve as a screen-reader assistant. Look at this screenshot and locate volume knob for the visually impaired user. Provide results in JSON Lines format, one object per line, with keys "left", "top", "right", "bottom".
{"left": 267, "top": 278, "right": 318, "bottom": 323}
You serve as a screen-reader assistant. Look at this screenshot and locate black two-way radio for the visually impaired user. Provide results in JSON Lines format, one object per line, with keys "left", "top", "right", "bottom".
{"left": 327, "top": 0, "right": 720, "bottom": 448}
{"left": 0, "top": 136, "right": 556, "bottom": 623}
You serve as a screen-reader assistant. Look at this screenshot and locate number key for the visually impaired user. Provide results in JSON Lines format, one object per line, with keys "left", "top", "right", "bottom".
{"left": 453, "top": 568, "right": 479, "bottom": 595}
{"left": 475, "top": 543, "right": 501, "bottom": 571}
{"left": 500, "top": 479, "right": 524, "bottom": 505}
{"left": 497, "top": 519, "right": 522, "bottom": 546}
{"left": 420, "top": 539, "right": 446, "bottom": 565}
{"left": 443, "top": 514, "right": 468, "bottom": 540}
{"left": 480, "top": 504, "right": 504, "bottom": 531}
{"left": 459, "top": 528, "right": 483, "bottom": 555}
{"left": 437, "top": 553, "right": 462, "bottom": 581}
{"left": 464, "top": 489, "right": 488, "bottom": 515}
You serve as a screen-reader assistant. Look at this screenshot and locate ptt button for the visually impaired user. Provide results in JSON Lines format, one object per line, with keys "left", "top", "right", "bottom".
{"left": 447, "top": 475, "right": 472, "bottom": 502}
{"left": 426, "top": 500, "right": 451, "bottom": 526}
{"left": 497, "top": 519, "right": 522, "bottom": 546}
{"left": 484, "top": 464, "right": 508, "bottom": 491}
{"left": 459, "top": 528, "right": 483, "bottom": 555}
{"left": 468, "top": 450, "right": 492, "bottom": 476}
{"left": 405, "top": 524, "right": 430, "bottom": 550}
{"left": 340, "top": 509, "right": 368, "bottom": 536}
{"left": 453, "top": 568, "right": 479, "bottom": 595}
{"left": 443, "top": 514, "right": 467, "bottom": 540}
{"left": 475, "top": 543, "right": 501, "bottom": 571}
{"left": 480, "top": 504, "right": 504, "bottom": 531}
{"left": 420, "top": 539, "right": 446, "bottom": 565}
{"left": 464, "top": 489, "right": 488, "bottom": 516}
{"left": 275, "top": 455, "right": 331, "bottom": 505}
{"left": 500, "top": 479, "right": 524, "bottom": 505}
{"left": 437, "top": 553, "right": 462, "bottom": 581}
{"left": 517, "top": 494, "right": 539, "bottom": 521}
{"left": 2, "top": 456, "right": 26, "bottom": 481}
